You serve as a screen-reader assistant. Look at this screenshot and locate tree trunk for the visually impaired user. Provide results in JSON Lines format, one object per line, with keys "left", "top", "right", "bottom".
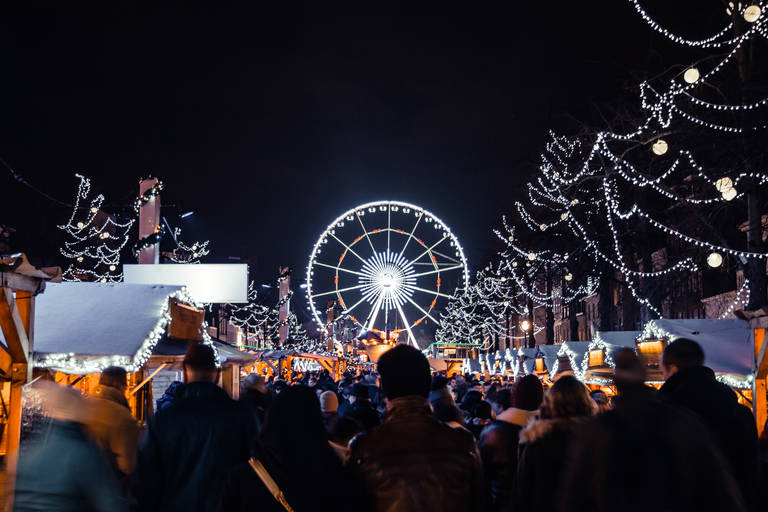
{"left": 569, "top": 299, "right": 580, "bottom": 341}
{"left": 746, "top": 184, "right": 767, "bottom": 310}
{"left": 598, "top": 264, "right": 613, "bottom": 331}
{"left": 545, "top": 265, "right": 555, "bottom": 344}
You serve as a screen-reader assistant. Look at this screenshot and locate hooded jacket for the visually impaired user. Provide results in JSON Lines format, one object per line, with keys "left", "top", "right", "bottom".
{"left": 349, "top": 395, "right": 485, "bottom": 512}
{"left": 516, "top": 417, "right": 587, "bottom": 512}
{"left": 658, "top": 366, "right": 759, "bottom": 511}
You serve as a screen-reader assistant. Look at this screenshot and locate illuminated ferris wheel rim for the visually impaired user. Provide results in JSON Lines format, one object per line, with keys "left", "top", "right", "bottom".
{"left": 305, "top": 200, "right": 470, "bottom": 345}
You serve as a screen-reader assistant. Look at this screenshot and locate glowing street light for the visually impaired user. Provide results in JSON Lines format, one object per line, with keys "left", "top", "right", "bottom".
{"left": 520, "top": 319, "right": 531, "bottom": 332}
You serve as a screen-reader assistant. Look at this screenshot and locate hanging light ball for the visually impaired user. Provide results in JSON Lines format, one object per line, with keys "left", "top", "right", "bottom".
{"left": 90, "top": 207, "right": 98, "bottom": 213}
{"left": 707, "top": 252, "right": 723, "bottom": 268}
{"left": 652, "top": 139, "right": 668, "bottom": 155}
{"left": 715, "top": 177, "right": 734, "bottom": 193}
{"left": 571, "top": 199, "right": 579, "bottom": 206}
{"left": 109, "top": 264, "right": 116, "bottom": 271}
{"left": 100, "top": 278, "right": 107, "bottom": 283}
{"left": 560, "top": 212, "right": 569, "bottom": 221}
{"left": 722, "top": 187, "right": 738, "bottom": 201}
{"left": 76, "top": 222, "right": 84, "bottom": 229}
{"left": 526, "top": 262, "right": 531, "bottom": 267}
{"left": 503, "top": 301, "right": 509, "bottom": 307}
{"left": 539, "top": 224, "right": 547, "bottom": 231}
{"left": 744, "top": 5, "right": 762, "bottom": 22}
{"left": 564, "top": 254, "right": 569, "bottom": 260}
{"left": 565, "top": 273, "right": 573, "bottom": 282}
{"left": 683, "top": 67, "right": 700, "bottom": 84}
{"left": 528, "top": 253, "right": 536, "bottom": 260}
{"left": 76, "top": 256, "right": 84, "bottom": 262}
{"left": 512, "top": 261, "right": 518, "bottom": 267}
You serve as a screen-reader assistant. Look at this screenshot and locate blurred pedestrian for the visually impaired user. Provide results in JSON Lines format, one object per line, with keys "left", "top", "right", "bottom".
{"left": 240, "top": 373, "right": 271, "bottom": 427}
{"left": 349, "top": 345, "right": 484, "bottom": 512}
{"left": 329, "top": 415, "right": 363, "bottom": 463}
{"left": 468, "top": 401, "right": 493, "bottom": 439}
{"left": 589, "top": 390, "right": 610, "bottom": 414}
{"left": 319, "top": 389, "right": 339, "bottom": 433}
{"left": 155, "top": 380, "right": 184, "bottom": 412}
{"left": 220, "top": 386, "right": 358, "bottom": 512}
{"left": 342, "top": 382, "right": 380, "bottom": 431}
{"left": 459, "top": 390, "right": 483, "bottom": 423}
{"left": 13, "top": 382, "right": 128, "bottom": 511}
{"left": 133, "top": 343, "right": 257, "bottom": 512}
{"left": 479, "top": 374, "right": 543, "bottom": 512}
{"left": 84, "top": 366, "right": 139, "bottom": 481}
{"left": 557, "top": 348, "right": 746, "bottom": 512}
{"left": 658, "top": 338, "right": 759, "bottom": 511}
{"left": 515, "top": 376, "right": 595, "bottom": 512}
{"left": 429, "top": 375, "right": 456, "bottom": 410}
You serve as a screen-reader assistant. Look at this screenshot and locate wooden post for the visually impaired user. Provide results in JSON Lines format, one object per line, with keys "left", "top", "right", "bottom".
{"left": 138, "top": 178, "right": 161, "bottom": 265}
{"left": 277, "top": 267, "right": 291, "bottom": 346}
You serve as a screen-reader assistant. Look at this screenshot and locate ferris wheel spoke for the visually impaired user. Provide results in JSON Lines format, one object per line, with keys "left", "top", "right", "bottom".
{"left": 342, "top": 295, "right": 368, "bottom": 317}
{"left": 398, "top": 214, "right": 423, "bottom": 258}
{"left": 330, "top": 234, "right": 368, "bottom": 264}
{"left": 387, "top": 205, "right": 391, "bottom": 255}
{"left": 313, "top": 261, "right": 367, "bottom": 277}
{"left": 355, "top": 212, "right": 377, "bottom": 255}
{"left": 394, "top": 299, "right": 418, "bottom": 347}
{"left": 402, "top": 284, "right": 454, "bottom": 300}
{"left": 411, "top": 235, "right": 449, "bottom": 264}
{"left": 404, "top": 295, "right": 440, "bottom": 324}
{"left": 312, "top": 284, "right": 367, "bottom": 298}
{"left": 430, "top": 249, "right": 461, "bottom": 264}
{"left": 364, "top": 291, "right": 385, "bottom": 332}
{"left": 409, "top": 264, "right": 464, "bottom": 278}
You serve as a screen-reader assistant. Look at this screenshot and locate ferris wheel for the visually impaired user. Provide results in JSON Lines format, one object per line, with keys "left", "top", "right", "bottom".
{"left": 306, "top": 200, "right": 469, "bottom": 347}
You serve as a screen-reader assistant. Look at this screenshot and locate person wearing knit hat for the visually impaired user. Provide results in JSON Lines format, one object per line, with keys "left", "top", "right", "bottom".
{"left": 478, "top": 374, "right": 544, "bottom": 512}
{"left": 320, "top": 390, "right": 339, "bottom": 433}
{"left": 349, "top": 345, "right": 483, "bottom": 512}
{"left": 240, "top": 373, "right": 271, "bottom": 426}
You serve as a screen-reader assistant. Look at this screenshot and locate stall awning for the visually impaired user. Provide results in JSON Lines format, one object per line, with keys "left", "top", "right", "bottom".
{"left": 640, "top": 318, "right": 753, "bottom": 387}
{"left": 32, "top": 282, "right": 204, "bottom": 374}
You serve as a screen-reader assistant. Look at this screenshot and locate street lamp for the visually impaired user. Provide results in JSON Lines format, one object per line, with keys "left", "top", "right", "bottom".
{"left": 520, "top": 319, "right": 531, "bottom": 332}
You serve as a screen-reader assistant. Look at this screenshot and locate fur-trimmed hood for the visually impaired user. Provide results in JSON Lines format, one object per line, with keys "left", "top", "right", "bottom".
{"left": 519, "top": 416, "right": 589, "bottom": 444}
{"left": 497, "top": 407, "right": 536, "bottom": 427}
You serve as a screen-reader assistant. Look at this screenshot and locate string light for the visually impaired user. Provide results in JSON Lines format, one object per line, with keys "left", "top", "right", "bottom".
{"left": 58, "top": 174, "right": 134, "bottom": 283}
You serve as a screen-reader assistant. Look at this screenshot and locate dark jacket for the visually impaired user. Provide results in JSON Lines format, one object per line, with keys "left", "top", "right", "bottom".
{"left": 239, "top": 387, "right": 271, "bottom": 428}
{"left": 658, "top": 366, "right": 759, "bottom": 511}
{"left": 14, "top": 420, "right": 128, "bottom": 512}
{"left": 155, "top": 380, "right": 184, "bottom": 412}
{"left": 349, "top": 395, "right": 484, "bottom": 512}
{"left": 516, "top": 417, "right": 586, "bottom": 512}
{"left": 478, "top": 408, "right": 535, "bottom": 512}
{"left": 344, "top": 399, "right": 381, "bottom": 431}
{"left": 556, "top": 383, "right": 746, "bottom": 512}
{"left": 133, "top": 381, "right": 257, "bottom": 512}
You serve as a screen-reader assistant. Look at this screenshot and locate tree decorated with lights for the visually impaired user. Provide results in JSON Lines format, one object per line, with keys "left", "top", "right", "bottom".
{"left": 229, "top": 281, "right": 280, "bottom": 346}
{"left": 58, "top": 174, "right": 134, "bottom": 282}
{"left": 165, "top": 227, "right": 210, "bottom": 264}
{"left": 507, "top": 1, "right": 768, "bottom": 327}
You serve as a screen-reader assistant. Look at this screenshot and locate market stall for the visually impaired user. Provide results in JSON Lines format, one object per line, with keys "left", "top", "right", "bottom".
{"left": 583, "top": 331, "right": 640, "bottom": 384}
{"left": 534, "top": 344, "right": 560, "bottom": 382}
{"left": 554, "top": 341, "right": 591, "bottom": 381}
{"left": 30, "top": 282, "right": 213, "bottom": 421}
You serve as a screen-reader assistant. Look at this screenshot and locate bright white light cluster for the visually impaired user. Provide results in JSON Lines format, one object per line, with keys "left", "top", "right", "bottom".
{"left": 305, "top": 200, "right": 469, "bottom": 347}
{"left": 58, "top": 174, "right": 134, "bottom": 283}
{"left": 167, "top": 227, "right": 210, "bottom": 264}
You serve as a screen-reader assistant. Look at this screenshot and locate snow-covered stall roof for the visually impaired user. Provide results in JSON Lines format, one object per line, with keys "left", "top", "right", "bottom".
{"left": 32, "top": 282, "right": 207, "bottom": 374}
{"left": 536, "top": 344, "right": 561, "bottom": 377}
{"left": 556, "top": 341, "right": 591, "bottom": 380}
{"left": 640, "top": 318, "right": 753, "bottom": 388}
{"left": 593, "top": 331, "right": 640, "bottom": 348}
{"left": 518, "top": 347, "right": 537, "bottom": 376}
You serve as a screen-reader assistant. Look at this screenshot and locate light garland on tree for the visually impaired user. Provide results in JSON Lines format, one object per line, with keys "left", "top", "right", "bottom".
{"left": 166, "top": 227, "right": 210, "bottom": 264}
{"left": 58, "top": 174, "right": 134, "bottom": 283}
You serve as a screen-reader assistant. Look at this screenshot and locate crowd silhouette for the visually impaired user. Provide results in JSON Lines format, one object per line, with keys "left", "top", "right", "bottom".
{"left": 11, "top": 340, "right": 767, "bottom": 512}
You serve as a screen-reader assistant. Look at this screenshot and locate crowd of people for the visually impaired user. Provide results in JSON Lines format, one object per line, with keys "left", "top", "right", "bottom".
{"left": 10, "top": 339, "right": 768, "bottom": 511}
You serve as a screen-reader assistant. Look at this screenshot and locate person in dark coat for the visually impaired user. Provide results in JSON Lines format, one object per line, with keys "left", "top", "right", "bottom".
{"left": 155, "top": 380, "right": 184, "bottom": 412}
{"left": 240, "top": 373, "right": 271, "bottom": 428}
{"left": 459, "top": 390, "right": 483, "bottom": 423}
{"left": 349, "top": 345, "right": 485, "bottom": 512}
{"left": 220, "top": 386, "right": 358, "bottom": 512}
{"left": 13, "top": 382, "right": 128, "bottom": 512}
{"left": 342, "top": 383, "right": 380, "bottom": 431}
{"left": 556, "top": 347, "right": 746, "bottom": 512}
{"left": 429, "top": 375, "right": 456, "bottom": 409}
{"left": 479, "top": 374, "right": 543, "bottom": 512}
{"left": 468, "top": 400, "right": 493, "bottom": 439}
{"left": 657, "top": 338, "right": 759, "bottom": 511}
{"left": 133, "top": 344, "right": 257, "bottom": 512}
{"left": 515, "top": 376, "right": 595, "bottom": 512}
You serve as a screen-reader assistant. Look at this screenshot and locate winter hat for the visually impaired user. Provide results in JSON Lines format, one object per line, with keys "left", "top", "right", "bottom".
{"left": 351, "top": 383, "right": 370, "bottom": 399}
{"left": 377, "top": 345, "right": 431, "bottom": 399}
{"left": 513, "top": 374, "right": 544, "bottom": 411}
{"left": 243, "top": 374, "right": 267, "bottom": 392}
{"left": 319, "top": 390, "right": 339, "bottom": 413}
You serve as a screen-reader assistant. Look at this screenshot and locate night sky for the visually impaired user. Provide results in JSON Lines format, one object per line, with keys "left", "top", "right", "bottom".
{"left": 0, "top": 1, "right": 725, "bottom": 286}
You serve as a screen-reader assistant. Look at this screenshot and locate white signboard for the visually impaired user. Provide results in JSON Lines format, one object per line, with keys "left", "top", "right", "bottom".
{"left": 124, "top": 264, "right": 248, "bottom": 303}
